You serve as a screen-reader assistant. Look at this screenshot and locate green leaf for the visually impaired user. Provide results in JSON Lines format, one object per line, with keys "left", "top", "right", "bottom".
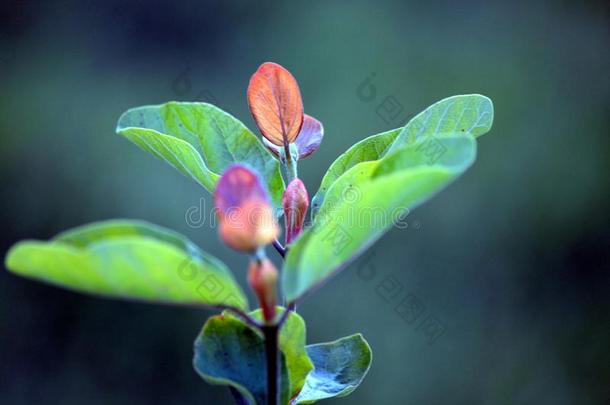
{"left": 315, "top": 134, "right": 476, "bottom": 220}
{"left": 193, "top": 310, "right": 313, "bottom": 405}
{"left": 294, "top": 334, "right": 372, "bottom": 404}
{"left": 283, "top": 133, "right": 477, "bottom": 302}
{"left": 5, "top": 220, "right": 247, "bottom": 309}
{"left": 387, "top": 94, "right": 494, "bottom": 154}
{"left": 312, "top": 95, "right": 493, "bottom": 215}
{"left": 193, "top": 313, "right": 290, "bottom": 405}
{"left": 116, "top": 102, "right": 285, "bottom": 208}
{"left": 310, "top": 128, "right": 399, "bottom": 216}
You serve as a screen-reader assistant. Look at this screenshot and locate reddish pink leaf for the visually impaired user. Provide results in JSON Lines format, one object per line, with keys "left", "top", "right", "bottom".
{"left": 247, "top": 62, "right": 304, "bottom": 147}
{"left": 263, "top": 114, "right": 324, "bottom": 159}
{"left": 293, "top": 114, "right": 324, "bottom": 158}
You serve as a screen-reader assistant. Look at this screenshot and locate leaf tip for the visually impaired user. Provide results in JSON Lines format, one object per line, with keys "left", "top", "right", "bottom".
{"left": 4, "top": 241, "right": 34, "bottom": 273}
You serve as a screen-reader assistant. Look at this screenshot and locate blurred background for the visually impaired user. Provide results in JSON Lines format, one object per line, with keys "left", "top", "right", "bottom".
{"left": 1, "top": 0, "right": 608, "bottom": 404}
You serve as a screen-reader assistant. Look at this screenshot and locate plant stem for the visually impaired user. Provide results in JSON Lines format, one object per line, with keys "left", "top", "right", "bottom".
{"left": 221, "top": 306, "right": 264, "bottom": 329}
{"left": 280, "top": 149, "right": 298, "bottom": 185}
{"left": 283, "top": 141, "right": 292, "bottom": 164}
{"left": 272, "top": 239, "right": 286, "bottom": 258}
{"left": 286, "top": 157, "right": 297, "bottom": 183}
{"left": 277, "top": 303, "right": 295, "bottom": 327}
{"left": 262, "top": 325, "right": 280, "bottom": 405}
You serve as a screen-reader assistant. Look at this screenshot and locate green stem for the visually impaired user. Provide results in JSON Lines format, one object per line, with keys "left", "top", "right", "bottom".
{"left": 286, "top": 157, "right": 297, "bottom": 183}
{"left": 263, "top": 325, "right": 280, "bottom": 405}
{"left": 280, "top": 148, "right": 298, "bottom": 184}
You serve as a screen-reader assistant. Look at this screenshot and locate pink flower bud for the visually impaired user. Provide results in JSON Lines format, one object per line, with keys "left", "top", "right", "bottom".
{"left": 248, "top": 258, "right": 278, "bottom": 323}
{"left": 214, "top": 165, "right": 279, "bottom": 252}
{"left": 282, "top": 179, "right": 309, "bottom": 245}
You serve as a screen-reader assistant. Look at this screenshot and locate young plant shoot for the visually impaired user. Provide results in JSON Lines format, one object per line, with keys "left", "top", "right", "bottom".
{"left": 5, "top": 61, "right": 494, "bottom": 404}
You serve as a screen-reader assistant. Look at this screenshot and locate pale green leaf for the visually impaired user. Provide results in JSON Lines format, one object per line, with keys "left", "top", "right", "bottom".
{"left": 283, "top": 133, "right": 477, "bottom": 302}
{"left": 312, "top": 95, "right": 493, "bottom": 215}
{"left": 386, "top": 94, "right": 493, "bottom": 154}
{"left": 5, "top": 220, "right": 247, "bottom": 309}
{"left": 116, "top": 102, "right": 285, "bottom": 207}
{"left": 119, "top": 127, "right": 219, "bottom": 191}
{"left": 310, "top": 128, "right": 398, "bottom": 216}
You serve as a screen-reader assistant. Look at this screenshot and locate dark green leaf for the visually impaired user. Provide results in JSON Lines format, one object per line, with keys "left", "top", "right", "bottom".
{"left": 294, "top": 334, "right": 372, "bottom": 404}
{"left": 193, "top": 310, "right": 313, "bottom": 405}
{"left": 194, "top": 314, "right": 290, "bottom": 405}
{"left": 252, "top": 309, "right": 314, "bottom": 399}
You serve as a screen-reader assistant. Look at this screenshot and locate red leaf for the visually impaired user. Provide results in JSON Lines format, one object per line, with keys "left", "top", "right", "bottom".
{"left": 247, "top": 62, "right": 304, "bottom": 147}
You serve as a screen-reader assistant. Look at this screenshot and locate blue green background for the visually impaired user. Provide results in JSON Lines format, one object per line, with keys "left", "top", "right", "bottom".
{"left": 1, "top": 0, "right": 608, "bottom": 403}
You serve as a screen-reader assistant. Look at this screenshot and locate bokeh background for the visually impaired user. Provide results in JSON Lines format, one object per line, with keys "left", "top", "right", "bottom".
{"left": 1, "top": 0, "right": 608, "bottom": 404}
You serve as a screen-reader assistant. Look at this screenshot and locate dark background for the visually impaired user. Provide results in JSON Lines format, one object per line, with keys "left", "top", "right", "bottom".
{"left": 1, "top": 0, "right": 608, "bottom": 404}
